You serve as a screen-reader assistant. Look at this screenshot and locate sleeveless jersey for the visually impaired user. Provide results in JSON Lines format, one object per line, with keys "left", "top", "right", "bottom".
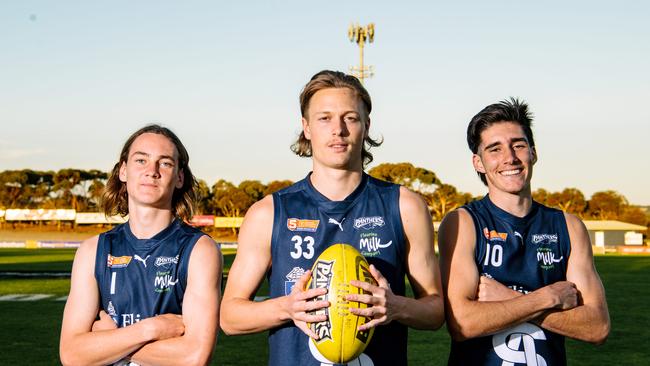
{"left": 448, "top": 196, "right": 571, "bottom": 366}
{"left": 268, "top": 173, "right": 408, "bottom": 366}
{"left": 94, "top": 219, "right": 204, "bottom": 330}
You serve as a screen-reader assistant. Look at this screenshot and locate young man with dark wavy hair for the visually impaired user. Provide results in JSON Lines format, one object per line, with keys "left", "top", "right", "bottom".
{"left": 439, "top": 98, "right": 610, "bottom": 365}
{"left": 221, "top": 70, "right": 445, "bottom": 366}
{"left": 60, "top": 124, "right": 221, "bottom": 366}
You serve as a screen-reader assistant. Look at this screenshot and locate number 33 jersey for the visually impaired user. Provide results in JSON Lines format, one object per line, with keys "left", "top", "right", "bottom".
{"left": 449, "top": 196, "right": 572, "bottom": 366}
{"left": 94, "top": 220, "right": 204, "bottom": 329}
{"left": 268, "top": 173, "right": 408, "bottom": 366}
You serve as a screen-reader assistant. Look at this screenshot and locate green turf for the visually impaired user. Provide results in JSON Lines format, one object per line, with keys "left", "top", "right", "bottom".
{"left": 0, "top": 248, "right": 76, "bottom": 272}
{"left": 0, "top": 253, "right": 648, "bottom": 365}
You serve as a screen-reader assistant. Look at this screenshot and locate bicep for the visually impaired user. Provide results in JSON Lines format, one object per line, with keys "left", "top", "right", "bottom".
{"left": 399, "top": 188, "right": 440, "bottom": 297}
{"left": 182, "top": 237, "right": 221, "bottom": 339}
{"left": 438, "top": 210, "right": 480, "bottom": 304}
{"left": 565, "top": 215, "right": 606, "bottom": 305}
{"left": 222, "top": 198, "right": 273, "bottom": 301}
{"left": 61, "top": 238, "right": 101, "bottom": 339}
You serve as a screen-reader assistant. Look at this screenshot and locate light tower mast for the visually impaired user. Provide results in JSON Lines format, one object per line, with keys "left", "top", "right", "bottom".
{"left": 348, "top": 23, "right": 375, "bottom": 84}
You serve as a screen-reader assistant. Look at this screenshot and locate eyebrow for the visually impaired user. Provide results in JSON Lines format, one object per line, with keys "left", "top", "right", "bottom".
{"left": 483, "top": 137, "right": 528, "bottom": 151}
{"left": 131, "top": 151, "right": 176, "bottom": 161}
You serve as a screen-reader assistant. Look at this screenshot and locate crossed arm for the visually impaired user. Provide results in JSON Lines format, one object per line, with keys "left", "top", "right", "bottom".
{"left": 438, "top": 209, "right": 610, "bottom": 343}
{"left": 59, "top": 235, "right": 222, "bottom": 366}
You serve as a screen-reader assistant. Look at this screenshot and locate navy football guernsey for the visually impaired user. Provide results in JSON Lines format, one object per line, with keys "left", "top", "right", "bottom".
{"left": 268, "top": 173, "right": 408, "bottom": 366}
{"left": 448, "top": 196, "right": 571, "bottom": 366}
{"left": 94, "top": 219, "right": 204, "bottom": 341}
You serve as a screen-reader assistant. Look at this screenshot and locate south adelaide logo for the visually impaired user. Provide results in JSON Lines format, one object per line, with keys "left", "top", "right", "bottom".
{"left": 354, "top": 216, "right": 385, "bottom": 230}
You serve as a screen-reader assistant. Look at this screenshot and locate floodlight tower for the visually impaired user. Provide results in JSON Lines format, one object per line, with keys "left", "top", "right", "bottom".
{"left": 348, "top": 23, "right": 374, "bottom": 84}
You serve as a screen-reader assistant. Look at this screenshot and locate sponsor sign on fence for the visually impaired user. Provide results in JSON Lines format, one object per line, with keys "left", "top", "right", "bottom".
{"left": 75, "top": 212, "right": 127, "bottom": 224}
{"left": 214, "top": 217, "right": 244, "bottom": 228}
{"left": 190, "top": 215, "right": 215, "bottom": 227}
{"left": 5, "top": 209, "right": 76, "bottom": 221}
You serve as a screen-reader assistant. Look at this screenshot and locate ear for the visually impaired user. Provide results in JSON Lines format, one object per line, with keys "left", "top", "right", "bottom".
{"left": 176, "top": 168, "right": 184, "bottom": 189}
{"left": 472, "top": 154, "right": 486, "bottom": 174}
{"left": 302, "top": 117, "right": 311, "bottom": 140}
{"left": 364, "top": 117, "right": 371, "bottom": 139}
{"left": 119, "top": 162, "right": 127, "bottom": 183}
{"left": 531, "top": 146, "right": 538, "bottom": 165}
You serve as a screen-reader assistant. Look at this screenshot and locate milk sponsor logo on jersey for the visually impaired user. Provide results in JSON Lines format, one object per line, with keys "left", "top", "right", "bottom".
{"left": 310, "top": 260, "right": 334, "bottom": 342}
{"left": 483, "top": 227, "right": 508, "bottom": 242}
{"left": 492, "top": 323, "right": 548, "bottom": 366}
{"left": 134, "top": 254, "right": 150, "bottom": 268}
{"left": 284, "top": 266, "right": 306, "bottom": 295}
{"left": 358, "top": 232, "right": 392, "bottom": 257}
{"left": 354, "top": 216, "right": 385, "bottom": 230}
{"left": 287, "top": 218, "right": 320, "bottom": 232}
{"left": 536, "top": 247, "right": 563, "bottom": 270}
{"left": 107, "top": 254, "right": 132, "bottom": 268}
{"left": 155, "top": 255, "right": 179, "bottom": 268}
{"left": 154, "top": 270, "right": 178, "bottom": 293}
{"left": 532, "top": 234, "right": 558, "bottom": 245}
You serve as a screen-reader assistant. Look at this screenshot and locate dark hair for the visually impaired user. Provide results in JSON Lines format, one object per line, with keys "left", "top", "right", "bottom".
{"left": 291, "top": 70, "right": 382, "bottom": 168}
{"left": 467, "top": 97, "right": 535, "bottom": 185}
{"left": 101, "top": 124, "right": 198, "bottom": 220}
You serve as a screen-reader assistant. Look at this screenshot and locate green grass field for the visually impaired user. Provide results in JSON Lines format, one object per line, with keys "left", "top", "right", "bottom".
{"left": 0, "top": 249, "right": 648, "bottom": 365}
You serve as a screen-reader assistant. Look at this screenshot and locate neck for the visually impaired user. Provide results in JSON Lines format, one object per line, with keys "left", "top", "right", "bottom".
{"left": 309, "top": 167, "right": 364, "bottom": 201}
{"left": 487, "top": 187, "right": 533, "bottom": 218}
{"left": 127, "top": 204, "right": 175, "bottom": 239}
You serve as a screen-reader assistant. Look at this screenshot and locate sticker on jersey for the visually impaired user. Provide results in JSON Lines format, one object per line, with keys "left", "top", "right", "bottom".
{"left": 155, "top": 255, "right": 179, "bottom": 268}
{"left": 492, "top": 323, "right": 547, "bottom": 366}
{"left": 358, "top": 232, "right": 392, "bottom": 257}
{"left": 154, "top": 270, "right": 178, "bottom": 293}
{"left": 284, "top": 266, "right": 306, "bottom": 295}
{"left": 287, "top": 218, "right": 320, "bottom": 232}
{"left": 310, "top": 260, "right": 334, "bottom": 342}
{"left": 536, "top": 247, "right": 564, "bottom": 270}
{"left": 107, "top": 254, "right": 132, "bottom": 268}
{"left": 354, "top": 216, "right": 385, "bottom": 230}
{"left": 532, "top": 233, "right": 558, "bottom": 245}
{"left": 483, "top": 227, "right": 508, "bottom": 242}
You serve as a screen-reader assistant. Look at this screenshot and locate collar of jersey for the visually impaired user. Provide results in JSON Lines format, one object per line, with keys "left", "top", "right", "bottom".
{"left": 303, "top": 172, "right": 368, "bottom": 214}
{"left": 483, "top": 195, "right": 540, "bottom": 227}
{"left": 123, "top": 219, "right": 180, "bottom": 249}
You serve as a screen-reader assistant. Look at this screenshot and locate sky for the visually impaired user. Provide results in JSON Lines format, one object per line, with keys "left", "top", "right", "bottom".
{"left": 1, "top": 1, "right": 649, "bottom": 205}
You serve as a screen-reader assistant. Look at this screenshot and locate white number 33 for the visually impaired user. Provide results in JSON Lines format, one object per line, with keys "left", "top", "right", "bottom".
{"left": 290, "top": 235, "right": 314, "bottom": 259}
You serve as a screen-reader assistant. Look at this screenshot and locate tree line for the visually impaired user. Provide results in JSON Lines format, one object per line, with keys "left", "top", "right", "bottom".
{"left": 0, "top": 164, "right": 647, "bottom": 227}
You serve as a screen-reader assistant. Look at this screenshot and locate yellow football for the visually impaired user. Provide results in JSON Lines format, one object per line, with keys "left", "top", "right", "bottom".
{"left": 307, "top": 243, "right": 376, "bottom": 364}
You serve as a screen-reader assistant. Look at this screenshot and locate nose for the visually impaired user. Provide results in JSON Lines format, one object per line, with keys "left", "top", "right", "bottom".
{"left": 145, "top": 162, "right": 161, "bottom": 178}
{"left": 331, "top": 117, "right": 349, "bottom": 137}
{"left": 504, "top": 146, "right": 520, "bottom": 164}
